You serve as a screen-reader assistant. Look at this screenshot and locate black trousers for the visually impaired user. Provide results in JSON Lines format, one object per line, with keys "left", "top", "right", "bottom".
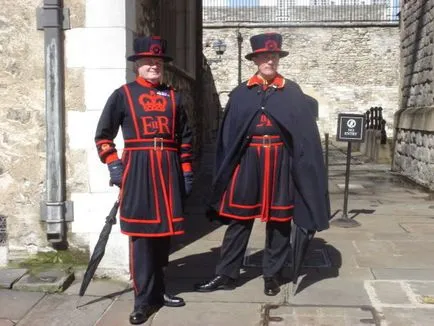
{"left": 130, "top": 236, "right": 170, "bottom": 309}
{"left": 215, "top": 219, "right": 291, "bottom": 279}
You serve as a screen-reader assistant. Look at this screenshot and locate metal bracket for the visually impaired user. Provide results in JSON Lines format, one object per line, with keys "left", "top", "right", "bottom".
{"left": 40, "top": 201, "right": 74, "bottom": 222}
{"left": 36, "top": 7, "right": 70, "bottom": 30}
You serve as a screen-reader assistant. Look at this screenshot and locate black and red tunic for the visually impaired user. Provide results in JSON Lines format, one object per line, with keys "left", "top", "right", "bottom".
{"left": 218, "top": 74, "right": 293, "bottom": 223}
{"left": 95, "top": 77, "right": 193, "bottom": 237}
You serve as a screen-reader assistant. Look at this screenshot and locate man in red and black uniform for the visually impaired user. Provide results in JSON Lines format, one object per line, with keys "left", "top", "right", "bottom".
{"left": 95, "top": 36, "right": 193, "bottom": 325}
{"left": 195, "top": 33, "right": 330, "bottom": 296}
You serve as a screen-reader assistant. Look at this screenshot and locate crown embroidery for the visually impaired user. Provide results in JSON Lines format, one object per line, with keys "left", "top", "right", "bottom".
{"left": 265, "top": 39, "right": 278, "bottom": 50}
{"left": 138, "top": 91, "right": 167, "bottom": 112}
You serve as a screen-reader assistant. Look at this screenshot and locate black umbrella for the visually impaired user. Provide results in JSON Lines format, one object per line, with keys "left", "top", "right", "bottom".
{"left": 290, "top": 223, "right": 315, "bottom": 295}
{"left": 79, "top": 200, "right": 119, "bottom": 296}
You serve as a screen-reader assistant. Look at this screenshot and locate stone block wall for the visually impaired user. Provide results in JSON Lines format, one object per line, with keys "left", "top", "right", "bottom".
{"left": 203, "top": 25, "right": 400, "bottom": 138}
{"left": 0, "top": 0, "right": 48, "bottom": 259}
{"left": 393, "top": 0, "right": 434, "bottom": 190}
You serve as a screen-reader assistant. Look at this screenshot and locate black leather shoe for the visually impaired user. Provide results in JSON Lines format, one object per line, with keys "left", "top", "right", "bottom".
{"left": 194, "top": 275, "right": 236, "bottom": 292}
{"left": 129, "top": 306, "right": 158, "bottom": 325}
{"left": 129, "top": 309, "right": 146, "bottom": 325}
{"left": 164, "top": 293, "right": 185, "bottom": 307}
{"left": 264, "top": 277, "right": 280, "bottom": 296}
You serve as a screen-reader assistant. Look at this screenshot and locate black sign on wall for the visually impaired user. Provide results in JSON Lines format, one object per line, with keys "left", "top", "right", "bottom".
{"left": 336, "top": 113, "right": 365, "bottom": 142}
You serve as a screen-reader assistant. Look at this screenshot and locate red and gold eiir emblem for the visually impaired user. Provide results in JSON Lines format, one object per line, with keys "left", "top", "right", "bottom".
{"left": 138, "top": 91, "right": 167, "bottom": 112}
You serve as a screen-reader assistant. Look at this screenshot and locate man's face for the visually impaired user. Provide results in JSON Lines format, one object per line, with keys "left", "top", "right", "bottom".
{"left": 136, "top": 57, "right": 164, "bottom": 83}
{"left": 252, "top": 52, "right": 280, "bottom": 80}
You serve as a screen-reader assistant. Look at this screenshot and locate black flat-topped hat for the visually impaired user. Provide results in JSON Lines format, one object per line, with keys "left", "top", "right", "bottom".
{"left": 127, "top": 36, "right": 173, "bottom": 62}
{"left": 245, "top": 32, "right": 289, "bottom": 61}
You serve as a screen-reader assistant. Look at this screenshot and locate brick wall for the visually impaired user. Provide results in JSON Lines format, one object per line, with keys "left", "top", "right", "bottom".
{"left": 393, "top": 0, "right": 434, "bottom": 190}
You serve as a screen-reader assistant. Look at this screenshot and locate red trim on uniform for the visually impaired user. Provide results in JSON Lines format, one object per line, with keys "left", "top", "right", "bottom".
{"left": 105, "top": 152, "right": 119, "bottom": 164}
{"left": 272, "top": 205, "right": 295, "bottom": 209}
{"left": 125, "top": 138, "right": 176, "bottom": 143}
{"left": 172, "top": 217, "right": 184, "bottom": 222}
{"left": 270, "top": 216, "right": 293, "bottom": 222}
{"left": 251, "top": 47, "right": 281, "bottom": 54}
{"left": 252, "top": 135, "right": 279, "bottom": 139}
{"left": 120, "top": 216, "right": 162, "bottom": 223}
{"left": 98, "top": 148, "right": 114, "bottom": 158}
{"left": 119, "top": 151, "right": 131, "bottom": 211}
{"left": 246, "top": 73, "right": 285, "bottom": 89}
{"left": 156, "top": 150, "right": 174, "bottom": 234}
{"left": 219, "top": 209, "right": 261, "bottom": 219}
{"left": 96, "top": 139, "right": 114, "bottom": 146}
{"left": 123, "top": 147, "right": 178, "bottom": 152}
{"left": 181, "top": 153, "right": 192, "bottom": 158}
{"left": 228, "top": 165, "right": 261, "bottom": 209}
{"left": 123, "top": 85, "right": 141, "bottom": 139}
{"left": 167, "top": 151, "right": 173, "bottom": 215}
{"left": 121, "top": 230, "right": 185, "bottom": 237}
{"left": 182, "top": 162, "right": 192, "bottom": 173}
{"left": 181, "top": 144, "right": 192, "bottom": 148}
{"left": 129, "top": 238, "right": 138, "bottom": 294}
{"left": 270, "top": 146, "right": 278, "bottom": 210}
{"left": 170, "top": 89, "right": 176, "bottom": 140}
{"left": 150, "top": 150, "right": 162, "bottom": 223}
{"left": 136, "top": 77, "right": 160, "bottom": 88}
{"left": 249, "top": 142, "right": 284, "bottom": 147}
{"left": 261, "top": 146, "right": 271, "bottom": 222}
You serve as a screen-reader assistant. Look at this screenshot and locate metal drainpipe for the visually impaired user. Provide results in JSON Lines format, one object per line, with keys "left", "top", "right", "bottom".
{"left": 37, "top": 0, "right": 72, "bottom": 247}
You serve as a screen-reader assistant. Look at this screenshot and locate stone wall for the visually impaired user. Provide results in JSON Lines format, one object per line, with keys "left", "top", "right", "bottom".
{"left": 392, "top": 0, "right": 434, "bottom": 190}
{"left": 0, "top": 0, "right": 49, "bottom": 261}
{"left": 203, "top": 25, "right": 400, "bottom": 137}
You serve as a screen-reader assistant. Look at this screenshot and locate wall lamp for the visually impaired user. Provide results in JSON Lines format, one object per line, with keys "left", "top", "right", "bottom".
{"left": 206, "top": 39, "right": 227, "bottom": 64}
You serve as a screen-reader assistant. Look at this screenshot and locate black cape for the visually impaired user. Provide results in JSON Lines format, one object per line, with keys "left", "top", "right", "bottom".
{"left": 207, "top": 79, "right": 330, "bottom": 232}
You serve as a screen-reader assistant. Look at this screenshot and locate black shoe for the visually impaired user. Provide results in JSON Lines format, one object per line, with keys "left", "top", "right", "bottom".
{"left": 164, "top": 293, "right": 185, "bottom": 307}
{"left": 264, "top": 277, "right": 280, "bottom": 296}
{"left": 129, "top": 306, "right": 158, "bottom": 325}
{"left": 194, "top": 275, "right": 236, "bottom": 292}
{"left": 129, "top": 309, "right": 146, "bottom": 325}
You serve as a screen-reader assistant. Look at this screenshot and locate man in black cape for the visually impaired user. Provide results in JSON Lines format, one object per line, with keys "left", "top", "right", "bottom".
{"left": 194, "top": 32, "right": 330, "bottom": 296}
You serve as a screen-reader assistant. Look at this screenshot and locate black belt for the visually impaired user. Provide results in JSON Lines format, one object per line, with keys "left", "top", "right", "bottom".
{"left": 124, "top": 138, "right": 178, "bottom": 150}
{"left": 249, "top": 135, "right": 283, "bottom": 147}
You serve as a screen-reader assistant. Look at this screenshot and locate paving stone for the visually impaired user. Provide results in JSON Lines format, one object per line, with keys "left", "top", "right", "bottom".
{"left": 409, "top": 281, "right": 434, "bottom": 298}
{"left": 381, "top": 308, "right": 434, "bottom": 326}
{"left": 0, "top": 268, "right": 28, "bottom": 289}
{"left": 369, "top": 281, "right": 411, "bottom": 304}
{"left": 64, "top": 279, "right": 129, "bottom": 297}
{"left": 150, "top": 302, "right": 262, "bottom": 326}
{"left": 0, "top": 320, "right": 14, "bottom": 326}
{"left": 244, "top": 247, "right": 331, "bottom": 268}
{"left": 17, "top": 294, "right": 112, "bottom": 326}
{"left": 267, "top": 305, "right": 376, "bottom": 326}
{"left": 0, "top": 290, "right": 45, "bottom": 320}
{"left": 336, "top": 183, "right": 366, "bottom": 190}
{"left": 400, "top": 223, "right": 434, "bottom": 233}
{"left": 13, "top": 269, "right": 74, "bottom": 293}
{"left": 96, "top": 297, "right": 153, "bottom": 326}
{"left": 287, "top": 279, "right": 371, "bottom": 306}
{"left": 372, "top": 268, "right": 434, "bottom": 281}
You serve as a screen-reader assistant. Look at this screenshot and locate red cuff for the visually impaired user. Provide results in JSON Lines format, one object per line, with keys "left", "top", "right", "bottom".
{"left": 105, "top": 152, "right": 120, "bottom": 164}
{"left": 182, "top": 162, "right": 192, "bottom": 173}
